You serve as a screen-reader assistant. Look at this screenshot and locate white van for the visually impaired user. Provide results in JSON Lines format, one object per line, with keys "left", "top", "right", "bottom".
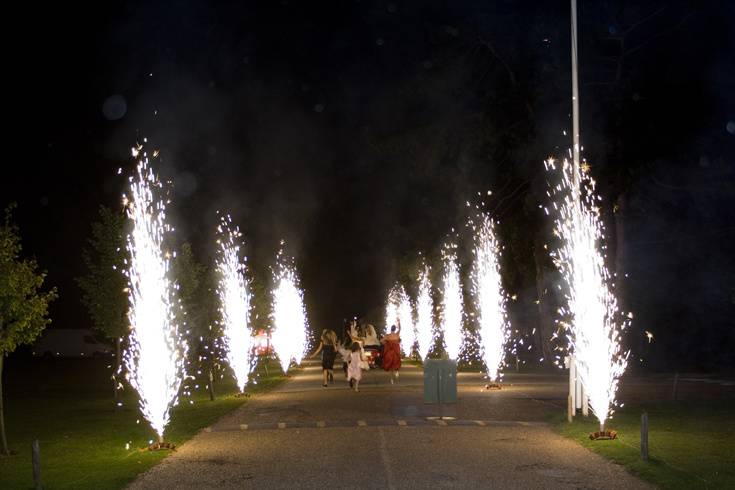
{"left": 33, "top": 329, "right": 113, "bottom": 358}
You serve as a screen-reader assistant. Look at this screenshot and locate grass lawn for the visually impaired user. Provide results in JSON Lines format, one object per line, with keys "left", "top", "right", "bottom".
{"left": 0, "top": 356, "right": 288, "bottom": 489}
{"left": 554, "top": 397, "right": 735, "bottom": 489}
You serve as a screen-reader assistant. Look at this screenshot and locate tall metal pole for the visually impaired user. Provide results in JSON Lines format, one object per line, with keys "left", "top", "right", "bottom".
{"left": 571, "top": 0, "right": 581, "bottom": 186}
{"left": 569, "top": 0, "right": 582, "bottom": 421}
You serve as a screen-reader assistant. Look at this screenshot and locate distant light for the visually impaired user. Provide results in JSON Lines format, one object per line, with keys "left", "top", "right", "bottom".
{"left": 726, "top": 121, "right": 735, "bottom": 135}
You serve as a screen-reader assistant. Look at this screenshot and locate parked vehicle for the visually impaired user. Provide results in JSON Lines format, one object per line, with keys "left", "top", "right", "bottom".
{"left": 252, "top": 329, "right": 274, "bottom": 356}
{"left": 363, "top": 344, "right": 382, "bottom": 369}
{"left": 33, "top": 329, "right": 113, "bottom": 358}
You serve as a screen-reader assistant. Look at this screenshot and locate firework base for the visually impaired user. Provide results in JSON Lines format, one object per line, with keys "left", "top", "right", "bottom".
{"left": 146, "top": 441, "right": 177, "bottom": 451}
{"left": 484, "top": 383, "right": 503, "bottom": 390}
{"left": 234, "top": 392, "right": 250, "bottom": 398}
{"left": 589, "top": 430, "right": 617, "bottom": 441}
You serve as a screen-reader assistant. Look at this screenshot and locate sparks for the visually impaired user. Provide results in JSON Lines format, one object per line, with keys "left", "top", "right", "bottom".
{"left": 415, "top": 262, "right": 434, "bottom": 360}
{"left": 385, "top": 284, "right": 415, "bottom": 356}
{"left": 123, "top": 144, "right": 187, "bottom": 441}
{"left": 441, "top": 243, "right": 464, "bottom": 360}
{"left": 215, "top": 214, "right": 252, "bottom": 393}
{"left": 546, "top": 157, "right": 629, "bottom": 431}
{"left": 270, "top": 248, "right": 308, "bottom": 373}
{"left": 471, "top": 214, "right": 510, "bottom": 382}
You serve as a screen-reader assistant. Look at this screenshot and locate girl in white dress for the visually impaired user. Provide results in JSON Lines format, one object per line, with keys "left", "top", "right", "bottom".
{"left": 347, "top": 342, "right": 366, "bottom": 392}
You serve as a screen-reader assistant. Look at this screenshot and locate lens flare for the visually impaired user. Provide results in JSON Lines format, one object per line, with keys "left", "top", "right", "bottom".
{"left": 123, "top": 143, "right": 187, "bottom": 440}
{"left": 215, "top": 214, "right": 252, "bottom": 393}
{"left": 545, "top": 157, "right": 629, "bottom": 430}
{"left": 270, "top": 245, "right": 308, "bottom": 373}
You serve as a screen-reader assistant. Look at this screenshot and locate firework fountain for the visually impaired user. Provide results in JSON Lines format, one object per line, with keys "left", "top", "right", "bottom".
{"left": 440, "top": 243, "right": 464, "bottom": 360}
{"left": 415, "top": 263, "right": 434, "bottom": 360}
{"left": 545, "top": 157, "right": 629, "bottom": 431}
{"left": 471, "top": 214, "right": 510, "bottom": 383}
{"left": 123, "top": 143, "right": 187, "bottom": 444}
{"left": 215, "top": 214, "right": 252, "bottom": 393}
{"left": 542, "top": 0, "right": 629, "bottom": 434}
{"left": 385, "top": 284, "right": 415, "bottom": 355}
{"left": 270, "top": 244, "right": 308, "bottom": 373}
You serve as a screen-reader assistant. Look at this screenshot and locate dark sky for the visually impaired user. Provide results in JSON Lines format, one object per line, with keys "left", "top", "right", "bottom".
{"left": 4, "top": 0, "right": 734, "bottom": 369}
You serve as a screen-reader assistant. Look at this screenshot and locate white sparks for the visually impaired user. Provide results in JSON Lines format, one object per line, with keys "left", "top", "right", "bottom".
{"left": 546, "top": 157, "right": 629, "bottom": 431}
{"left": 385, "top": 284, "right": 415, "bottom": 355}
{"left": 123, "top": 144, "right": 187, "bottom": 440}
{"left": 415, "top": 263, "right": 434, "bottom": 360}
{"left": 270, "top": 248, "right": 308, "bottom": 373}
{"left": 471, "top": 214, "right": 510, "bottom": 382}
{"left": 215, "top": 215, "right": 253, "bottom": 393}
{"left": 441, "top": 244, "right": 464, "bottom": 360}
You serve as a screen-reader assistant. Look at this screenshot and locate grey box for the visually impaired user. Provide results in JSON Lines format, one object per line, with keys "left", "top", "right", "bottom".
{"left": 423, "top": 359, "right": 457, "bottom": 404}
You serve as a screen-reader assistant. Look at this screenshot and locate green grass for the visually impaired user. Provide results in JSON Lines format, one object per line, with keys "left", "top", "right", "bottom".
{"left": 554, "top": 398, "right": 735, "bottom": 489}
{"left": 0, "top": 357, "right": 288, "bottom": 489}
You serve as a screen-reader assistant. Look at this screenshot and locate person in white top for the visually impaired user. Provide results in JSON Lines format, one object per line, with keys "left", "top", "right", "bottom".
{"left": 363, "top": 324, "right": 380, "bottom": 346}
{"left": 347, "top": 342, "right": 366, "bottom": 392}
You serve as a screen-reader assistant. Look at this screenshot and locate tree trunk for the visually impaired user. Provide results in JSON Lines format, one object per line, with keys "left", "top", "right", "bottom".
{"left": 208, "top": 366, "right": 215, "bottom": 401}
{"left": 533, "top": 239, "right": 554, "bottom": 363}
{"left": 615, "top": 193, "right": 632, "bottom": 334}
{"left": 614, "top": 194, "right": 641, "bottom": 360}
{"left": 614, "top": 193, "right": 629, "bottom": 316}
{"left": 0, "top": 355, "right": 9, "bottom": 455}
{"left": 114, "top": 337, "right": 122, "bottom": 410}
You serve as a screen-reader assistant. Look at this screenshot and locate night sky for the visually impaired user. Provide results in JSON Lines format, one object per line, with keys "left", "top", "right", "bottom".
{"left": 4, "top": 0, "right": 734, "bottom": 370}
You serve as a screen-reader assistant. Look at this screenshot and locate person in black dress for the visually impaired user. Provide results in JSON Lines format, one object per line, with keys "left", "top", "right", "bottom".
{"left": 310, "top": 329, "right": 338, "bottom": 387}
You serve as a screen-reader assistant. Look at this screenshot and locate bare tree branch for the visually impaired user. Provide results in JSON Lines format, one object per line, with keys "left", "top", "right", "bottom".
{"left": 624, "top": 12, "right": 696, "bottom": 57}
{"left": 622, "top": 6, "right": 669, "bottom": 37}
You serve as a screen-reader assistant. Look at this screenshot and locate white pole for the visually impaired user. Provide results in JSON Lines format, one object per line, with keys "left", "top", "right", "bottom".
{"left": 570, "top": 0, "right": 586, "bottom": 419}
{"left": 568, "top": 355, "right": 576, "bottom": 416}
{"left": 575, "top": 362, "right": 583, "bottom": 409}
{"left": 571, "top": 0, "right": 581, "bottom": 183}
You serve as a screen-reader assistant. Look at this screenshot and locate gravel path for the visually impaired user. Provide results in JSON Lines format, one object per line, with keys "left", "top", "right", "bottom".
{"left": 129, "top": 361, "right": 651, "bottom": 489}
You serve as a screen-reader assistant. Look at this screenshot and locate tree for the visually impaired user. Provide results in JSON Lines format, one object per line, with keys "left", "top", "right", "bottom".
{"left": 0, "top": 204, "right": 57, "bottom": 455}
{"left": 196, "top": 267, "right": 220, "bottom": 400}
{"left": 169, "top": 242, "right": 218, "bottom": 399}
{"left": 171, "top": 242, "right": 205, "bottom": 331}
{"left": 76, "top": 205, "right": 128, "bottom": 408}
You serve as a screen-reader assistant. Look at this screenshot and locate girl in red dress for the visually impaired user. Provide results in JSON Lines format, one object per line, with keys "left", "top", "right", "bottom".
{"left": 381, "top": 323, "right": 402, "bottom": 384}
